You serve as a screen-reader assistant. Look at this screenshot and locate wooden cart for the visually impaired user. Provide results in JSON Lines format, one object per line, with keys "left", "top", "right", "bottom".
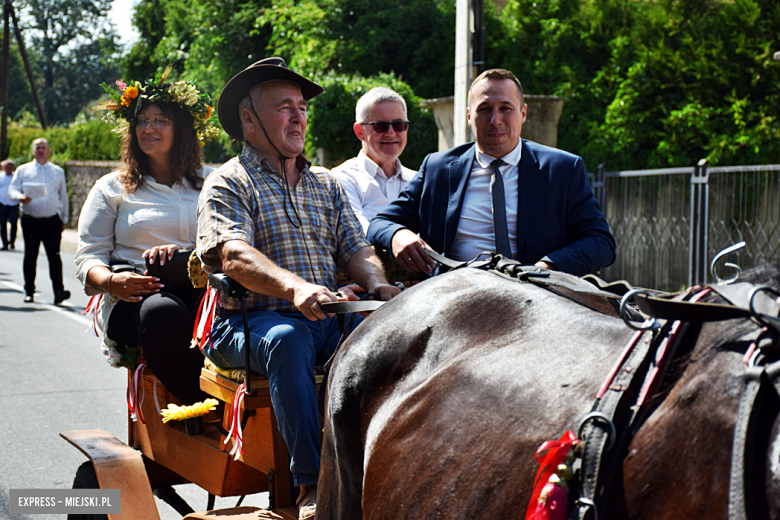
{"left": 61, "top": 274, "right": 328, "bottom": 520}
{"left": 62, "top": 363, "right": 324, "bottom": 520}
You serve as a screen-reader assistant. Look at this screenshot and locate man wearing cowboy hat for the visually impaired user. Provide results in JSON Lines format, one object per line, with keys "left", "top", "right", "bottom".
{"left": 196, "top": 57, "right": 400, "bottom": 519}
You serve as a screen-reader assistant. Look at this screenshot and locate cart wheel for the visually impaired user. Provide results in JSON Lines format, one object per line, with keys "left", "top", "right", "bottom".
{"left": 68, "top": 461, "right": 108, "bottom": 520}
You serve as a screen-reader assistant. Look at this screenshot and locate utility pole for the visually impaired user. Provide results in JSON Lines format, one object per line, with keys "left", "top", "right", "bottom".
{"left": 1, "top": 0, "right": 47, "bottom": 159}
{"left": 453, "top": 0, "right": 485, "bottom": 147}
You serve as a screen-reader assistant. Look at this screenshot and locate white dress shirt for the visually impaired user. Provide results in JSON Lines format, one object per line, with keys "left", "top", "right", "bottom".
{"left": 332, "top": 151, "right": 417, "bottom": 233}
{"left": 448, "top": 140, "right": 523, "bottom": 262}
{"left": 8, "top": 160, "right": 68, "bottom": 221}
{"left": 0, "top": 174, "right": 16, "bottom": 206}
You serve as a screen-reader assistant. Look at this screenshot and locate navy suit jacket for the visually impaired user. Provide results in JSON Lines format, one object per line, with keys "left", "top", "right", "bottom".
{"left": 367, "top": 140, "right": 616, "bottom": 276}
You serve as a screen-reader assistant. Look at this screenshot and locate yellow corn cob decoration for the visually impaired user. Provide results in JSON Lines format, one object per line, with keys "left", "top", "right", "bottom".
{"left": 160, "top": 398, "right": 219, "bottom": 423}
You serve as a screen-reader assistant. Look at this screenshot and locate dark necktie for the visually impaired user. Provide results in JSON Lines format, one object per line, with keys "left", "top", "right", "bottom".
{"left": 490, "top": 159, "right": 513, "bottom": 258}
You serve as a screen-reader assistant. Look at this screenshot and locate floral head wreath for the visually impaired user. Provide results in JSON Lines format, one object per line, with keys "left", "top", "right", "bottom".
{"left": 101, "top": 66, "right": 220, "bottom": 145}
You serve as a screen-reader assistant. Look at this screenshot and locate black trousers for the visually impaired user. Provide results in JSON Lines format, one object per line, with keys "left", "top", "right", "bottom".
{"left": 107, "top": 285, "right": 208, "bottom": 405}
{"left": 21, "top": 214, "right": 64, "bottom": 295}
{"left": 0, "top": 204, "right": 18, "bottom": 247}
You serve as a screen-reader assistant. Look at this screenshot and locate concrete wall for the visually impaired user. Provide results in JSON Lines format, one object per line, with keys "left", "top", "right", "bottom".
{"left": 420, "top": 94, "right": 564, "bottom": 151}
{"left": 66, "top": 161, "right": 122, "bottom": 229}
{"left": 65, "top": 161, "right": 222, "bottom": 230}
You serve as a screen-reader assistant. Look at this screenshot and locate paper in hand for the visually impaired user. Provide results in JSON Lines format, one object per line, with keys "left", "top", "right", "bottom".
{"left": 22, "top": 182, "right": 47, "bottom": 199}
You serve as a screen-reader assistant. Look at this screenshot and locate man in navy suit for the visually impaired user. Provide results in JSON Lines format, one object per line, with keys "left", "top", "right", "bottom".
{"left": 367, "top": 69, "right": 615, "bottom": 277}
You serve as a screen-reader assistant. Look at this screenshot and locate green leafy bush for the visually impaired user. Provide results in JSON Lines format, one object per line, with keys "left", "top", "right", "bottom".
{"left": 4, "top": 119, "right": 121, "bottom": 165}
{"left": 587, "top": 0, "right": 780, "bottom": 169}
{"left": 498, "top": 0, "right": 780, "bottom": 170}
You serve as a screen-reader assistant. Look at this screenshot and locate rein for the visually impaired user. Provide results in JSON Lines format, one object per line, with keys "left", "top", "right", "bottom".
{"left": 317, "top": 291, "right": 384, "bottom": 418}
{"left": 425, "top": 249, "right": 625, "bottom": 316}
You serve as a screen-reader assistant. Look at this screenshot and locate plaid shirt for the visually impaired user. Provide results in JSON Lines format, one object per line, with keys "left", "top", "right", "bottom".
{"left": 197, "top": 145, "right": 368, "bottom": 312}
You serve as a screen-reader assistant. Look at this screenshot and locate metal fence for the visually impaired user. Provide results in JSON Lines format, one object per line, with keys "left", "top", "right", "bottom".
{"left": 590, "top": 162, "right": 780, "bottom": 292}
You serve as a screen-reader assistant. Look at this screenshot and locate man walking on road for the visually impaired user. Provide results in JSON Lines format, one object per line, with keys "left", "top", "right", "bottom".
{"left": 8, "top": 138, "right": 70, "bottom": 304}
{"left": 0, "top": 159, "right": 19, "bottom": 250}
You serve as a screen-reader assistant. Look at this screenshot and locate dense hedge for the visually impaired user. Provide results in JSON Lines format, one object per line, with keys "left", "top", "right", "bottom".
{"left": 3, "top": 119, "right": 121, "bottom": 166}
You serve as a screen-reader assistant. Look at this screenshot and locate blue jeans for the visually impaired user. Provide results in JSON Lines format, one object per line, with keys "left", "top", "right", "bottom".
{"left": 206, "top": 310, "right": 341, "bottom": 486}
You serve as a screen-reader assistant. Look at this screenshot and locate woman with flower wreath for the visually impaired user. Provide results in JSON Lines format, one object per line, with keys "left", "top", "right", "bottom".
{"left": 75, "top": 69, "right": 220, "bottom": 405}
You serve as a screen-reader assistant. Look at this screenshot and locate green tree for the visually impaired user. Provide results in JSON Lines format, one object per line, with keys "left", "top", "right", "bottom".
{"left": 591, "top": 0, "right": 780, "bottom": 168}
{"left": 497, "top": 0, "right": 645, "bottom": 166}
{"left": 125, "top": 0, "right": 780, "bottom": 170}
{"left": 0, "top": 39, "right": 34, "bottom": 121}
{"left": 498, "top": 0, "right": 780, "bottom": 169}
{"left": 258, "top": 0, "right": 497, "bottom": 99}
{"left": 123, "top": 0, "right": 167, "bottom": 81}
{"left": 16, "top": 0, "right": 121, "bottom": 125}
{"left": 125, "top": 0, "right": 272, "bottom": 96}
{"left": 127, "top": 0, "right": 502, "bottom": 100}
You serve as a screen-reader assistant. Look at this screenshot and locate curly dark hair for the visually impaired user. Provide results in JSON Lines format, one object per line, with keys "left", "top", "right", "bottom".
{"left": 120, "top": 101, "right": 203, "bottom": 194}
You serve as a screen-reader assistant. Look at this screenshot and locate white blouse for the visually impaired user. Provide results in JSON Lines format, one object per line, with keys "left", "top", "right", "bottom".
{"left": 75, "top": 168, "right": 211, "bottom": 340}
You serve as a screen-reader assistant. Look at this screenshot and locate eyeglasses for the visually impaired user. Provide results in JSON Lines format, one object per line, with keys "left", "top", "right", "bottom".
{"left": 360, "top": 120, "right": 409, "bottom": 133}
{"left": 135, "top": 116, "right": 171, "bottom": 129}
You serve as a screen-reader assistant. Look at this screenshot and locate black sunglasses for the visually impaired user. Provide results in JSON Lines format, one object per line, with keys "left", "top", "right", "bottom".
{"left": 360, "top": 120, "right": 409, "bottom": 133}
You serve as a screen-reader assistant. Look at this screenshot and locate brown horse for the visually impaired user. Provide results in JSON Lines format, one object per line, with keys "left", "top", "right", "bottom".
{"left": 317, "top": 264, "right": 780, "bottom": 519}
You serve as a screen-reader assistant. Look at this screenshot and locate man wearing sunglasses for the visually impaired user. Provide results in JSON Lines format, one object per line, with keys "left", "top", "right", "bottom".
{"left": 332, "top": 87, "right": 417, "bottom": 234}
{"left": 368, "top": 68, "right": 615, "bottom": 277}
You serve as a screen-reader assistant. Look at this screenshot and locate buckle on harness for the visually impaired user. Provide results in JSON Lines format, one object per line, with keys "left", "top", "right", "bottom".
{"left": 576, "top": 497, "right": 599, "bottom": 520}
{"left": 619, "top": 289, "right": 658, "bottom": 331}
{"left": 578, "top": 411, "right": 617, "bottom": 452}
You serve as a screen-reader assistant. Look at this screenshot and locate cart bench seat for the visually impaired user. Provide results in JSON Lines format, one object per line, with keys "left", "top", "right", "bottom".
{"left": 198, "top": 361, "right": 325, "bottom": 511}
{"left": 199, "top": 363, "right": 325, "bottom": 410}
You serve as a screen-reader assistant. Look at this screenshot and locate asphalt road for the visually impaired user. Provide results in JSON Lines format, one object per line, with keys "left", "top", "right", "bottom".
{"left": 0, "top": 230, "right": 267, "bottom": 519}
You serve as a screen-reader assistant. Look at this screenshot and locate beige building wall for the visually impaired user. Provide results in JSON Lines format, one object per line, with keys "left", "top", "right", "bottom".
{"left": 421, "top": 94, "right": 564, "bottom": 151}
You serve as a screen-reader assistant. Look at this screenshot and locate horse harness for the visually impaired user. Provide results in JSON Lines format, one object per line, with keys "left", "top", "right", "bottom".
{"left": 426, "top": 250, "right": 780, "bottom": 520}
{"left": 274, "top": 246, "right": 780, "bottom": 519}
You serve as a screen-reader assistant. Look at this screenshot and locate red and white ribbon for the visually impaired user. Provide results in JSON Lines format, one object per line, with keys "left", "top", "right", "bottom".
{"left": 152, "top": 375, "right": 162, "bottom": 416}
{"left": 192, "top": 287, "right": 219, "bottom": 350}
{"left": 127, "top": 361, "right": 148, "bottom": 423}
{"left": 80, "top": 294, "right": 103, "bottom": 336}
{"left": 224, "top": 383, "right": 246, "bottom": 460}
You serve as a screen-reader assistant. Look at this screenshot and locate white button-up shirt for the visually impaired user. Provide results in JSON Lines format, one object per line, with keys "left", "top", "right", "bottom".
{"left": 0, "top": 174, "right": 16, "bottom": 206}
{"left": 449, "top": 140, "right": 522, "bottom": 262}
{"left": 332, "top": 151, "right": 417, "bottom": 233}
{"left": 8, "top": 160, "right": 68, "bottom": 221}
